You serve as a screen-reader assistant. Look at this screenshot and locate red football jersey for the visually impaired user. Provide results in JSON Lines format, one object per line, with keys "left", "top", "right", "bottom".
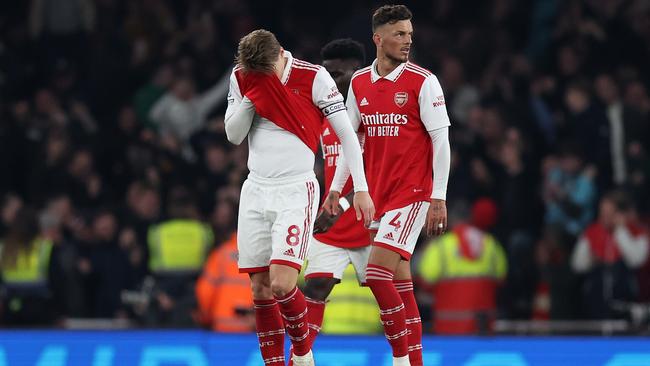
{"left": 347, "top": 61, "right": 451, "bottom": 218}
{"left": 228, "top": 51, "right": 348, "bottom": 154}
{"left": 314, "top": 120, "right": 369, "bottom": 248}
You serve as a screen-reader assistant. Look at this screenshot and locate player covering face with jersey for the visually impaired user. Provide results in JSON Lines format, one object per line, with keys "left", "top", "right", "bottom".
{"left": 324, "top": 5, "right": 452, "bottom": 366}
{"left": 225, "top": 29, "right": 375, "bottom": 366}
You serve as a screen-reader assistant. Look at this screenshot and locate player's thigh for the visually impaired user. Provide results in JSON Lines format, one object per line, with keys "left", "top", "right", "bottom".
{"left": 395, "top": 259, "right": 412, "bottom": 280}
{"left": 305, "top": 239, "right": 351, "bottom": 281}
{"left": 237, "top": 180, "right": 273, "bottom": 272}
{"left": 373, "top": 201, "right": 430, "bottom": 261}
{"left": 349, "top": 245, "right": 373, "bottom": 284}
{"left": 270, "top": 179, "right": 320, "bottom": 271}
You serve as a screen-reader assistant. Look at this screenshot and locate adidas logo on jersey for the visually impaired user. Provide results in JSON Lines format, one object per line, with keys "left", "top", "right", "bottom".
{"left": 323, "top": 127, "right": 330, "bottom": 136}
{"left": 283, "top": 248, "right": 295, "bottom": 257}
{"left": 360, "top": 97, "right": 369, "bottom": 106}
{"left": 383, "top": 232, "right": 395, "bottom": 240}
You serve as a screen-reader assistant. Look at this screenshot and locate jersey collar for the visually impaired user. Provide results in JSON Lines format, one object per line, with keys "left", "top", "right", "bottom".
{"left": 370, "top": 58, "right": 407, "bottom": 83}
{"left": 280, "top": 50, "right": 294, "bottom": 85}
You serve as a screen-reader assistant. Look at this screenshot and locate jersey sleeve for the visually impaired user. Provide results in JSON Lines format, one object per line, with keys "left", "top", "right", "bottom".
{"left": 345, "top": 81, "right": 362, "bottom": 132}
{"left": 419, "top": 74, "right": 451, "bottom": 131}
{"left": 225, "top": 70, "right": 243, "bottom": 120}
{"left": 224, "top": 70, "right": 255, "bottom": 145}
{"left": 312, "top": 67, "right": 347, "bottom": 118}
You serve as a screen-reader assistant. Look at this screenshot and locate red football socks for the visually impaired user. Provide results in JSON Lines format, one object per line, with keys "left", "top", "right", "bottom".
{"left": 305, "top": 296, "right": 326, "bottom": 347}
{"left": 254, "top": 299, "right": 285, "bottom": 365}
{"left": 366, "top": 264, "right": 409, "bottom": 357}
{"left": 395, "top": 279, "right": 423, "bottom": 366}
{"left": 275, "top": 287, "right": 311, "bottom": 356}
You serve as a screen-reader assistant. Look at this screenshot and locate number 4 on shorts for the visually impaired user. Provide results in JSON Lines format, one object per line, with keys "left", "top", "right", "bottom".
{"left": 389, "top": 213, "right": 402, "bottom": 230}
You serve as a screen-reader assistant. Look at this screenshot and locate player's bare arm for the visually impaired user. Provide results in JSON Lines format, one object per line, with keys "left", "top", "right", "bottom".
{"left": 313, "top": 190, "right": 356, "bottom": 233}
{"left": 320, "top": 72, "right": 374, "bottom": 227}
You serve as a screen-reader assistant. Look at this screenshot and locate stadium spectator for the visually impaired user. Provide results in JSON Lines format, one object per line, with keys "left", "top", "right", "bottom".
{"left": 77, "top": 209, "right": 133, "bottom": 319}
{"left": 148, "top": 75, "right": 229, "bottom": 160}
{"left": 571, "top": 191, "right": 649, "bottom": 319}
{"left": 0, "top": 194, "right": 23, "bottom": 238}
{"left": 195, "top": 233, "right": 254, "bottom": 332}
{"left": 0, "top": 207, "right": 57, "bottom": 326}
{"left": 144, "top": 188, "right": 213, "bottom": 327}
{"left": 542, "top": 142, "right": 597, "bottom": 239}
{"left": 417, "top": 198, "right": 507, "bottom": 335}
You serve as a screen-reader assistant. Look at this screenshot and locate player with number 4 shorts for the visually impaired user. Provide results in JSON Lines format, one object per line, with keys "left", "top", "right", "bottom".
{"left": 325, "top": 5, "right": 452, "bottom": 366}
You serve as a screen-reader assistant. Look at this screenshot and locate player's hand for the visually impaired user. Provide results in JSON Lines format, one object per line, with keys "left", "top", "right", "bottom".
{"left": 426, "top": 199, "right": 447, "bottom": 236}
{"left": 313, "top": 207, "right": 343, "bottom": 234}
{"left": 353, "top": 191, "right": 375, "bottom": 228}
{"left": 323, "top": 191, "right": 341, "bottom": 215}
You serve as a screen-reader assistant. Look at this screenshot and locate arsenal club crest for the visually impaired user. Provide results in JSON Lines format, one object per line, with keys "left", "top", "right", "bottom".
{"left": 394, "top": 92, "right": 408, "bottom": 108}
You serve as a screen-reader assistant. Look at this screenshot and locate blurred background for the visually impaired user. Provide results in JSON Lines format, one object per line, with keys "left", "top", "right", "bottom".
{"left": 1, "top": 0, "right": 650, "bottom": 354}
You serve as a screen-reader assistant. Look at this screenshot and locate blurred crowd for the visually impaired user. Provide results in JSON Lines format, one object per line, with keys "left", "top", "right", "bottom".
{"left": 1, "top": 0, "right": 649, "bottom": 331}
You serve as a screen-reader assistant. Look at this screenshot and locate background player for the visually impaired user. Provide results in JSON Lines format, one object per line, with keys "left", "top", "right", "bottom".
{"left": 301, "top": 38, "right": 371, "bottom": 351}
{"left": 225, "top": 29, "right": 374, "bottom": 366}
{"left": 325, "top": 5, "right": 452, "bottom": 366}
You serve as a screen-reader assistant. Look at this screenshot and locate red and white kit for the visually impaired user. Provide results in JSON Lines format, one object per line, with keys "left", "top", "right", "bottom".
{"left": 332, "top": 60, "right": 451, "bottom": 259}
{"left": 225, "top": 51, "right": 367, "bottom": 273}
{"left": 306, "top": 120, "right": 371, "bottom": 283}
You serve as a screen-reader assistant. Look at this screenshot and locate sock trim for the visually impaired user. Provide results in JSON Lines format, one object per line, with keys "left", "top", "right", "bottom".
{"left": 254, "top": 299, "right": 278, "bottom": 308}
{"left": 380, "top": 303, "right": 405, "bottom": 315}
{"left": 366, "top": 265, "right": 395, "bottom": 281}
{"left": 275, "top": 287, "right": 298, "bottom": 304}
{"left": 288, "top": 332, "right": 310, "bottom": 342}
{"left": 405, "top": 317, "right": 421, "bottom": 324}
{"left": 386, "top": 329, "right": 409, "bottom": 340}
{"left": 305, "top": 296, "right": 326, "bottom": 304}
{"left": 263, "top": 356, "right": 285, "bottom": 364}
{"left": 257, "top": 329, "right": 285, "bottom": 337}
{"left": 281, "top": 307, "right": 307, "bottom": 321}
{"left": 367, "top": 264, "right": 394, "bottom": 276}
{"left": 308, "top": 324, "right": 321, "bottom": 332}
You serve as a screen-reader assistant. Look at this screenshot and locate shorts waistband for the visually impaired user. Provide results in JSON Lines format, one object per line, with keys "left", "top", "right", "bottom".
{"left": 247, "top": 171, "right": 316, "bottom": 186}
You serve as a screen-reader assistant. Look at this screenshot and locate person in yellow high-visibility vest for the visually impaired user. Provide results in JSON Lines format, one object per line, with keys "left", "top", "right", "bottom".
{"left": 417, "top": 198, "right": 507, "bottom": 335}
{"left": 145, "top": 192, "right": 213, "bottom": 326}
{"left": 0, "top": 207, "right": 55, "bottom": 325}
{"left": 147, "top": 198, "right": 213, "bottom": 276}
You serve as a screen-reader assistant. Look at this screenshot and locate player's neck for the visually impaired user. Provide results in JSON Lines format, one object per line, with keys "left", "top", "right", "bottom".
{"left": 376, "top": 54, "right": 402, "bottom": 77}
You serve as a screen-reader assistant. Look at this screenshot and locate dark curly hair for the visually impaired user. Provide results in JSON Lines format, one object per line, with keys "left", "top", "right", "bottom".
{"left": 320, "top": 38, "right": 366, "bottom": 64}
{"left": 236, "top": 29, "right": 281, "bottom": 73}
{"left": 372, "top": 4, "right": 413, "bottom": 32}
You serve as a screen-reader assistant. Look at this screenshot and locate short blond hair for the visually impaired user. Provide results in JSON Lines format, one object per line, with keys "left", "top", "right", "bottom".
{"left": 236, "top": 29, "right": 281, "bottom": 73}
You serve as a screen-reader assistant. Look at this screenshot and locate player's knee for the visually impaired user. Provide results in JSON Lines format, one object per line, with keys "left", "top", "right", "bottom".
{"left": 250, "top": 275, "right": 273, "bottom": 299}
{"left": 304, "top": 278, "right": 337, "bottom": 301}
{"left": 270, "top": 277, "right": 294, "bottom": 298}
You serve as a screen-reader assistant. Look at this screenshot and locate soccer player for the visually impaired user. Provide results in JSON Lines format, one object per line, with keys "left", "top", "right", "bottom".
{"left": 301, "top": 38, "right": 371, "bottom": 348}
{"left": 325, "top": 5, "right": 452, "bottom": 366}
{"left": 224, "top": 30, "right": 374, "bottom": 366}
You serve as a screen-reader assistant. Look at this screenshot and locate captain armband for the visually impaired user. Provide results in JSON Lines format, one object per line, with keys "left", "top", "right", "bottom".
{"left": 322, "top": 101, "right": 346, "bottom": 117}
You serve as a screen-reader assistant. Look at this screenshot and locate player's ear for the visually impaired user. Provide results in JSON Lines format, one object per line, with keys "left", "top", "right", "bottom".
{"left": 372, "top": 32, "right": 381, "bottom": 47}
